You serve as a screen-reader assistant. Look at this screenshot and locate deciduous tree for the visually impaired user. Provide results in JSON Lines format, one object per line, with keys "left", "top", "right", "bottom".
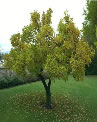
{"left": 4, "top": 9, "right": 94, "bottom": 109}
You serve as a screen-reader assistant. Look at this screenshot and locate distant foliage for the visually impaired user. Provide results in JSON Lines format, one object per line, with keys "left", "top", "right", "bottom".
{"left": 0, "top": 52, "right": 3, "bottom": 61}
{"left": 82, "top": 0, "right": 97, "bottom": 75}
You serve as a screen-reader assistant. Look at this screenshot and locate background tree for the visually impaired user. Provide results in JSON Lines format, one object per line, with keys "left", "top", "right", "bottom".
{"left": 4, "top": 9, "right": 94, "bottom": 109}
{"left": 82, "top": 0, "right": 97, "bottom": 75}
{"left": 0, "top": 49, "right": 3, "bottom": 61}
{"left": 0, "top": 52, "right": 2, "bottom": 61}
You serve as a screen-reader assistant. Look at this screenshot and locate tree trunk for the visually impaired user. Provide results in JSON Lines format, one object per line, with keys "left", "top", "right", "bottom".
{"left": 46, "top": 78, "right": 51, "bottom": 108}
{"left": 38, "top": 74, "right": 51, "bottom": 109}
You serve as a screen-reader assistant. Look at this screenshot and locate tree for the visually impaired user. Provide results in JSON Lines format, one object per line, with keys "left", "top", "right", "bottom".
{"left": 82, "top": 0, "right": 97, "bottom": 75}
{"left": 0, "top": 52, "right": 2, "bottom": 60}
{"left": 0, "top": 49, "right": 3, "bottom": 61}
{"left": 94, "top": 27, "right": 97, "bottom": 50}
{"left": 4, "top": 9, "right": 94, "bottom": 109}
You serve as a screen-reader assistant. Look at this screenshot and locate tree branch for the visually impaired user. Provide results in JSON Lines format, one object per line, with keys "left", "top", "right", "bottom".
{"left": 38, "top": 74, "right": 48, "bottom": 90}
{"left": 48, "top": 78, "right": 51, "bottom": 89}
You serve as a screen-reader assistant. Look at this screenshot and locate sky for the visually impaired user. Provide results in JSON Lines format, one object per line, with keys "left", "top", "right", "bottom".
{"left": 0, "top": 0, "right": 86, "bottom": 53}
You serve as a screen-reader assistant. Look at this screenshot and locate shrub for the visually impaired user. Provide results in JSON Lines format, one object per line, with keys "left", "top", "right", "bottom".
{"left": 0, "top": 75, "right": 24, "bottom": 89}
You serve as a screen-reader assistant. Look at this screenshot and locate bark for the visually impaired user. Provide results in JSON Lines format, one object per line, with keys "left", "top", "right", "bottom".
{"left": 46, "top": 78, "right": 51, "bottom": 108}
{"left": 38, "top": 74, "right": 51, "bottom": 109}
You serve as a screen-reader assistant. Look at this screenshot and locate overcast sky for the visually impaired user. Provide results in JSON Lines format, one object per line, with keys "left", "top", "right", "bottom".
{"left": 0, "top": 0, "right": 86, "bottom": 52}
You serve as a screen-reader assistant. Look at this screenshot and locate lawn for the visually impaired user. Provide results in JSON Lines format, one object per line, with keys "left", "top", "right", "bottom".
{"left": 0, "top": 75, "right": 97, "bottom": 122}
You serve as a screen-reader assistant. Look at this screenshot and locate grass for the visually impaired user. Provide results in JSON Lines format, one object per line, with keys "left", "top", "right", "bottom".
{"left": 0, "top": 75, "right": 97, "bottom": 122}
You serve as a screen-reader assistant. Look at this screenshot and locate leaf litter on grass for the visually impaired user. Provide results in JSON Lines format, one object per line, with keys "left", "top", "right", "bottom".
{"left": 8, "top": 92, "right": 95, "bottom": 122}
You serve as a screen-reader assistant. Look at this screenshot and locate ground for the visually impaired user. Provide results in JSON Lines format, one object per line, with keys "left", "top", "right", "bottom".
{"left": 0, "top": 75, "right": 97, "bottom": 122}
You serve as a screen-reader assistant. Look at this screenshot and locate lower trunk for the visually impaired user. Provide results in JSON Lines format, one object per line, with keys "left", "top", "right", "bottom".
{"left": 38, "top": 74, "right": 51, "bottom": 109}
{"left": 46, "top": 86, "right": 51, "bottom": 109}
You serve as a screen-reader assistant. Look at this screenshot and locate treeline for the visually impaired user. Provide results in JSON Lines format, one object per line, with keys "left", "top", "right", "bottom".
{"left": 82, "top": 0, "right": 97, "bottom": 75}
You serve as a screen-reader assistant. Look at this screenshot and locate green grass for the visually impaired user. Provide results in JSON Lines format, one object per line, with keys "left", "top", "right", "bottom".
{"left": 0, "top": 75, "right": 97, "bottom": 122}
